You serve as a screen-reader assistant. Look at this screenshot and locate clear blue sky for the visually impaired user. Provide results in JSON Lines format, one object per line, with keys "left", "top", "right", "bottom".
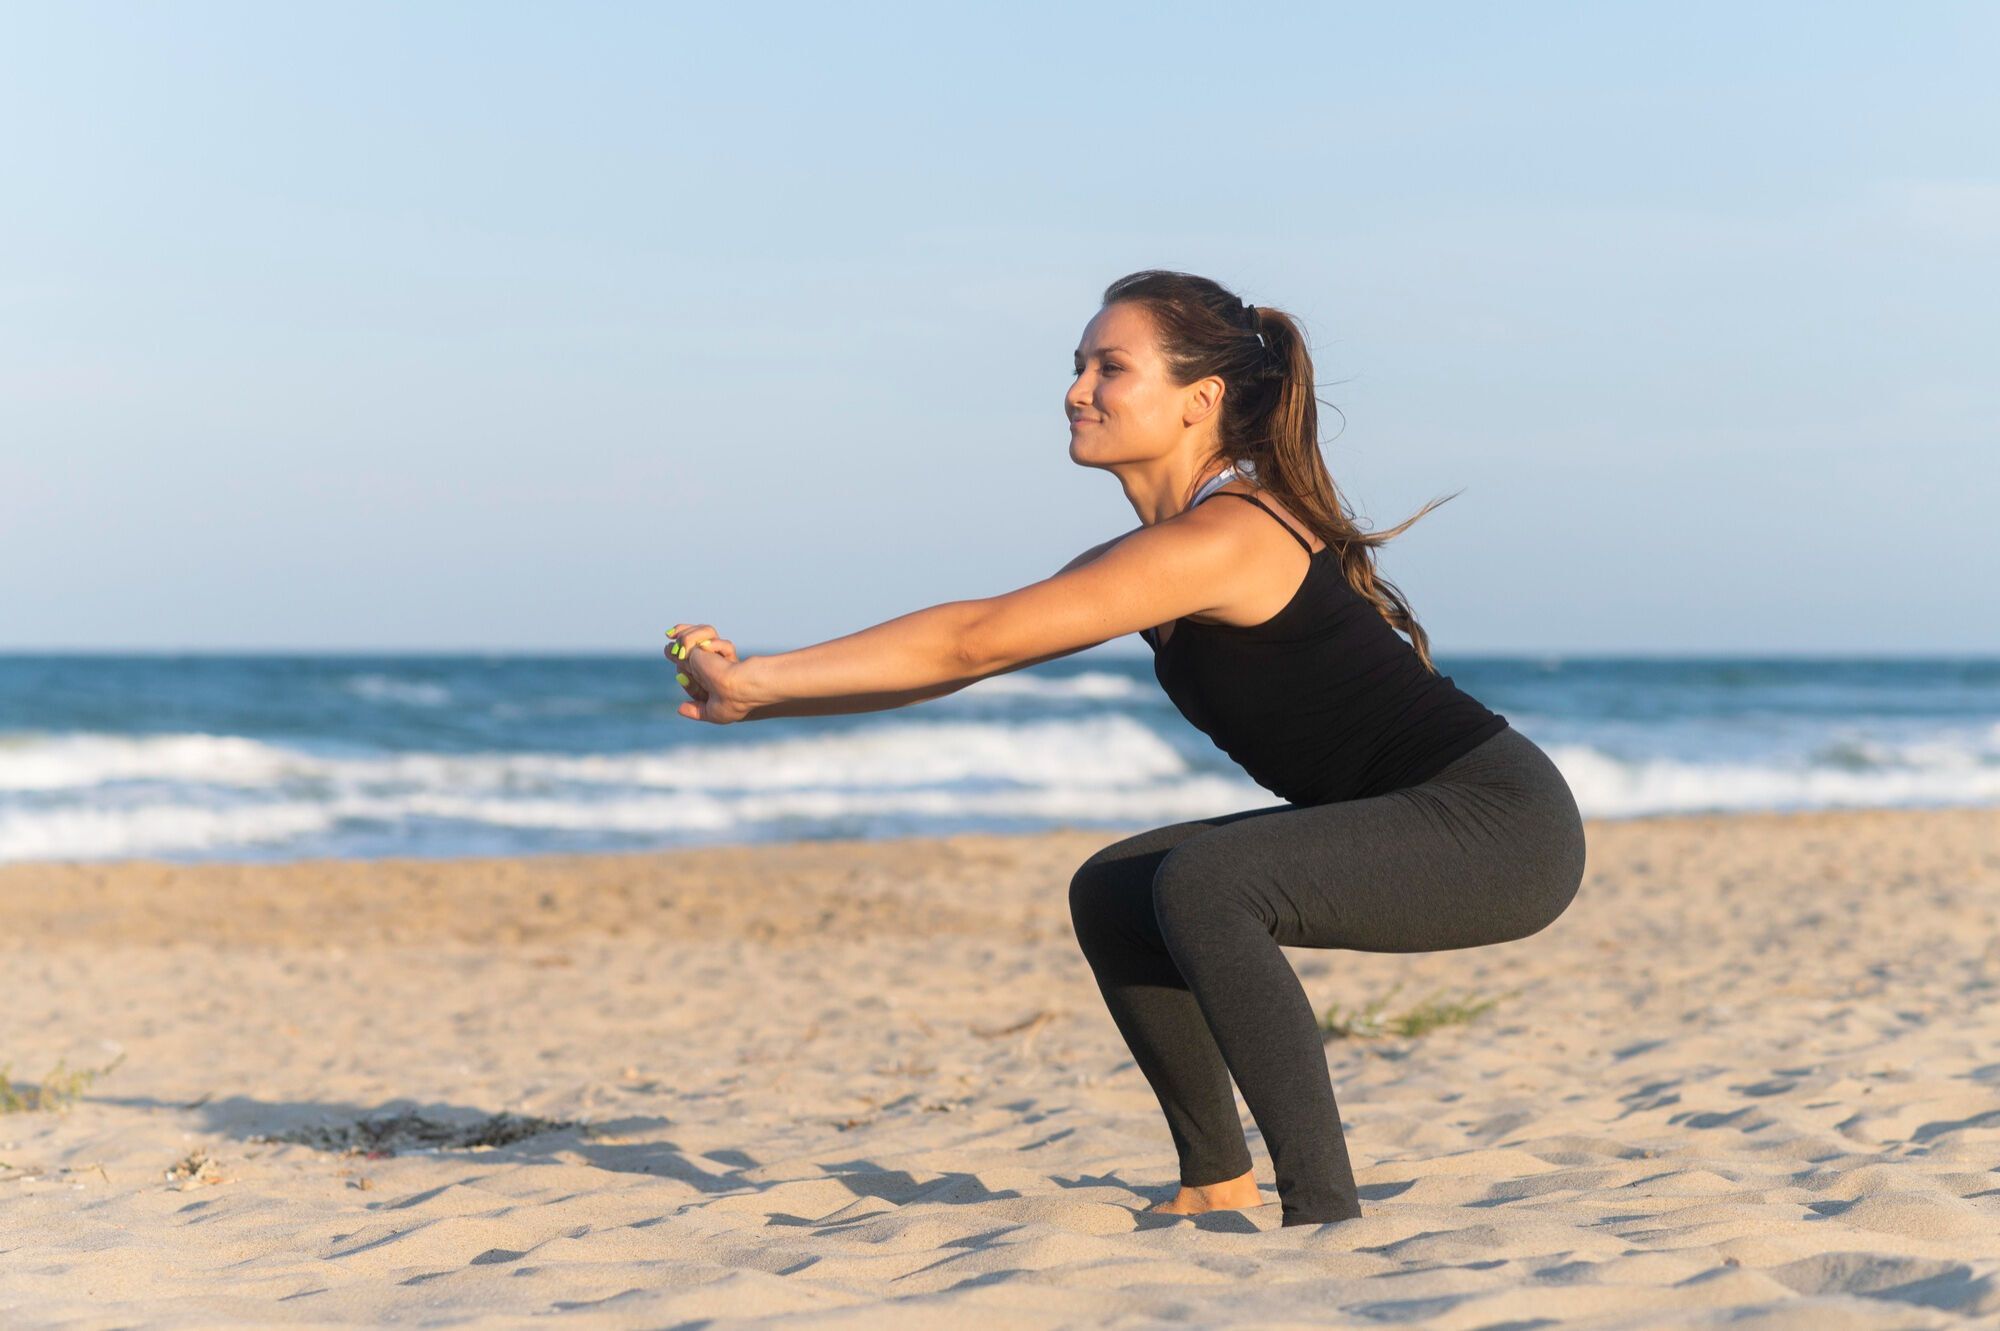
{"left": 3, "top": 2, "right": 1993, "bottom": 655}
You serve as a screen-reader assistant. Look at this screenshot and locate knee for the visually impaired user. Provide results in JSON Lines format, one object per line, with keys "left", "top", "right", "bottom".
{"left": 1150, "top": 845, "right": 1258, "bottom": 941}
{"left": 1067, "top": 853, "right": 1126, "bottom": 949}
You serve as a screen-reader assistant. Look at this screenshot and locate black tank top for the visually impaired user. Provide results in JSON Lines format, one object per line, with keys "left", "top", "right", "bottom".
{"left": 1143, "top": 490, "right": 1508, "bottom": 805}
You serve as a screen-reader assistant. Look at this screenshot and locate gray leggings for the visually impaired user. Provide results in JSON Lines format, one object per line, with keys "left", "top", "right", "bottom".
{"left": 1068, "top": 724, "right": 1587, "bottom": 1226}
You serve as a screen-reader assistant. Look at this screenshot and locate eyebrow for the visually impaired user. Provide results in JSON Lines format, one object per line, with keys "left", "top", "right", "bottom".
{"left": 1072, "top": 346, "right": 1130, "bottom": 358}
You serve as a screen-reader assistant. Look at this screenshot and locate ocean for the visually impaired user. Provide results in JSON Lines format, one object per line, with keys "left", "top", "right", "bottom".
{"left": 1, "top": 653, "right": 1995, "bottom": 863}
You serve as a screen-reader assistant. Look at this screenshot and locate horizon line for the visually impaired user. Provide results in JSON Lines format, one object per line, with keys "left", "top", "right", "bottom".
{"left": 2, "top": 647, "right": 1996, "bottom": 662}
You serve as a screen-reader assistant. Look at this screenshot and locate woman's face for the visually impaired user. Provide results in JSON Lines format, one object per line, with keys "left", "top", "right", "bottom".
{"left": 1067, "top": 302, "right": 1198, "bottom": 465}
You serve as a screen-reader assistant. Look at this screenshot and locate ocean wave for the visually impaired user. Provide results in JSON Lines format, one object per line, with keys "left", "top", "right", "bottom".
{"left": 0, "top": 716, "right": 1188, "bottom": 795}
{"left": 390, "top": 775, "right": 1259, "bottom": 832}
{"left": 0, "top": 733, "right": 311, "bottom": 791}
{"left": 0, "top": 801, "right": 337, "bottom": 861}
{"left": 451, "top": 715, "right": 1188, "bottom": 791}
{"left": 957, "top": 670, "right": 1149, "bottom": 701}
{"left": 1549, "top": 742, "right": 2000, "bottom": 817}
{"left": 0, "top": 775, "right": 1263, "bottom": 862}
{"left": 342, "top": 673, "right": 453, "bottom": 706}
{"left": 1817, "top": 720, "right": 2000, "bottom": 770}
{"left": 5, "top": 718, "right": 1998, "bottom": 862}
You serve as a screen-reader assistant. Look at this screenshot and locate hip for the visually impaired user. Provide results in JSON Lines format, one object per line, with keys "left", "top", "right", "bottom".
{"left": 1392, "top": 725, "right": 1587, "bottom": 887}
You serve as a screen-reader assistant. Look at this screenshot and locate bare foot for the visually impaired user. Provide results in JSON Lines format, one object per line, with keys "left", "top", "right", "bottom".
{"left": 1145, "top": 1169, "right": 1263, "bottom": 1216}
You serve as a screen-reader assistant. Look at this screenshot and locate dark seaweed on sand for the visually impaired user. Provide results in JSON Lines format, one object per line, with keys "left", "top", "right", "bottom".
{"left": 255, "top": 1108, "right": 578, "bottom": 1156}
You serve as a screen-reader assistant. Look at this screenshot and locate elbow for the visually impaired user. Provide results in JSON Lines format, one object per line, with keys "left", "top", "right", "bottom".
{"left": 952, "top": 602, "right": 997, "bottom": 679}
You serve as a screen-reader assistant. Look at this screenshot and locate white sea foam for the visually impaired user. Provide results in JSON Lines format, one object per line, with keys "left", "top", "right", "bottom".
{"left": 456, "top": 715, "right": 1188, "bottom": 791}
{"left": 0, "top": 716, "right": 1186, "bottom": 796}
{"left": 0, "top": 717, "right": 1235, "bottom": 860}
{"left": 0, "top": 777, "right": 1265, "bottom": 862}
{"left": 1833, "top": 720, "right": 2000, "bottom": 770}
{"left": 0, "top": 733, "right": 311, "bottom": 791}
{"left": 390, "top": 775, "right": 1257, "bottom": 833}
{"left": 0, "top": 801, "right": 337, "bottom": 861}
{"left": 234, "top": 717, "right": 1186, "bottom": 793}
{"left": 343, "top": 673, "right": 452, "bottom": 706}
{"left": 1548, "top": 742, "right": 2000, "bottom": 817}
{"left": 957, "top": 670, "right": 1149, "bottom": 701}
{"left": 4, "top": 718, "right": 1998, "bottom": 862}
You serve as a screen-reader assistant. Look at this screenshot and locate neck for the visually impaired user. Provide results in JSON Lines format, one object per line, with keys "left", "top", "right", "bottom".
{"left": 1128, "top": 458, "right": 1237, "bottom": 526}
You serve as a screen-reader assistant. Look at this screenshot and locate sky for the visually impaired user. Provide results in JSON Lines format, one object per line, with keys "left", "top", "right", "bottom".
{"left": 2, "top": 2, "right": 1994, "bottom": 656}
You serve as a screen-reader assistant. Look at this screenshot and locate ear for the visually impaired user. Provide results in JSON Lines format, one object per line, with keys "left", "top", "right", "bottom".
{"left": 1181, "top": 373, "right": 1227, "bottom": 430}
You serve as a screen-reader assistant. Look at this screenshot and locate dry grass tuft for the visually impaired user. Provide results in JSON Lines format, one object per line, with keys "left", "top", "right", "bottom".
{"left": 1320, "top": 981, "right": 1513, "bottom": 1041}
{"left": 0, "top": 1052, "right": 126, "bottom": 1115}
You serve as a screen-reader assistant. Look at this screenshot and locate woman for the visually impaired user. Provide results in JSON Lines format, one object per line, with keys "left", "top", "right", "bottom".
{"left": 665, "top": 269, "right": 1588, "bottom": 1228}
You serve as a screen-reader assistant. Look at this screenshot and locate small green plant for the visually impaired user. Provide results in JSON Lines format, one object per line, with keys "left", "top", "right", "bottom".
{"left": 0, "top": 1052, "right": 126, "bottom": 1114}
{"left": 1320, "top": 981, "right": 1510, "bottom": 1041}
{"left": 1320, "top": 981, "right": 1403, "bottom": 1040}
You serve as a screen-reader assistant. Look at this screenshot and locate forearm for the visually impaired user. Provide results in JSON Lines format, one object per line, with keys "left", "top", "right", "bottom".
{"left": 733, "top": 602, "right": 985, "bottom": 721}
{"left": 732, "top": 678, "right": 974, "bottom": 719}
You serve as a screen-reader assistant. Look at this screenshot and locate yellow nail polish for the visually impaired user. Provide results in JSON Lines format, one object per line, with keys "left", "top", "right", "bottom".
{"left": 676, "top": 672, "right": 690, "bottom": 686}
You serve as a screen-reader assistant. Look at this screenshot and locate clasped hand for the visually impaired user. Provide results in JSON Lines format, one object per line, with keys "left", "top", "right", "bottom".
{"left": 667, "top": 622, "right": 750, "bottom": 723}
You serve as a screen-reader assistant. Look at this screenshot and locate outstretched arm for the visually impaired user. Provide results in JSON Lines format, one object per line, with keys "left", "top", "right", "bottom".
{"left": 731, "top": 529, "right": 1144, "bottom": 721}
{"left": 732, "top": 602, "right": 983, "bottom": 721}
{"left": 728, "top": 520, "right": 1232, "bottom": 721}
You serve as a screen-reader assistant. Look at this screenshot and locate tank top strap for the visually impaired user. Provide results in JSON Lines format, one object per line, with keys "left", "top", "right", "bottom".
{"left": 1209, "top": 491, "right": 1316, "bottom": 555}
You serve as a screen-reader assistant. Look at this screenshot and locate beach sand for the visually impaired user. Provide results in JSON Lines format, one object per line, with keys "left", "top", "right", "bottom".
{"left": 3, "top": 805, "right": 1999, "bottom": 1328}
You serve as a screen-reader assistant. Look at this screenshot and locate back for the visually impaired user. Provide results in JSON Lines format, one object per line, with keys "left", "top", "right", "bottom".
{"left": 1145, "top": 490, "right": 1508, "bottom": 805}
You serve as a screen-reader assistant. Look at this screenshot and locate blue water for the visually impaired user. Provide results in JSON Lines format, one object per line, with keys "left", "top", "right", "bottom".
{"left": 1, "top": 653, "right": 1995, "bottom": 863}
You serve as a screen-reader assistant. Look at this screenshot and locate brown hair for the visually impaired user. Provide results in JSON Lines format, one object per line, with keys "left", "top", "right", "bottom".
{"left": 1101, "top": 268, "right": 1463, "bottom": 674}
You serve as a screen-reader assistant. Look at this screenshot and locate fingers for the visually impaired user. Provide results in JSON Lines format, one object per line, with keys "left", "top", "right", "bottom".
{"left": 678, "top": 636, "right": 735, "bottom": 660}
{"left": 668, "top": 630, "right": 720, "bottom": 680}
{"left": 667, "top": 625, "right": 736, "bottom": 712}
{"left": 669, "top": 624, "right": 719, "bottom": 656}
{"left": 668, "top": 627, "right": 731, "bottom": 682}
{"left": 669, "top": 625, "right": 733, "bottom": 657}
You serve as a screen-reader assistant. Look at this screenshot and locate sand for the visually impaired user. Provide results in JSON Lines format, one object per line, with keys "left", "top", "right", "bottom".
{"left": 3, "top": 805, "right": 1999, "bottom": 1328}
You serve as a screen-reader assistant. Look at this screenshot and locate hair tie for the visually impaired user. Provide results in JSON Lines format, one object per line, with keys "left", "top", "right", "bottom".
{"left": 1237, "top": 300, "right": 1267, "bottom": 351}
{"left": 1238, "top": 299, "right": 1280, "bottom": 377}
{"left": 1226, "top": 296, "right": 1281, "bottom": 382}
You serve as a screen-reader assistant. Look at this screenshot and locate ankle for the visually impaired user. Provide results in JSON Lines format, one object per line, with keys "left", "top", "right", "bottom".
{"left": 1185, "top": 1169, "right": 1259, "bottom": 1198}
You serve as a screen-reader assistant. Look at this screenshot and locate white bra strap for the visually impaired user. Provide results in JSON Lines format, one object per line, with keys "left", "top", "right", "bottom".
{"left": 1189, "top": 464, "right": 1240, "bottom": 509}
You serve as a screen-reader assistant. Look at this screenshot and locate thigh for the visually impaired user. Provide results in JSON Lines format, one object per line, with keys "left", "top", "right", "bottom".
{"left": 1158, "top": 778, "right": 1580, "bottom": 954}
{"left": 1069, "top": 801, "right": 1296, "bottom": 948}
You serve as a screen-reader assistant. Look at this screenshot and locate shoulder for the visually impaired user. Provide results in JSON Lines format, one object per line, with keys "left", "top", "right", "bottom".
{"left": 1044, "top": 503, "right": 1266, "bottom": 620}
{"left": 1205, "top": 486, "right": 1324, "bottom": 552}
{"left": 1146, "top": 492, "right": 1270, "bottom": 564}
